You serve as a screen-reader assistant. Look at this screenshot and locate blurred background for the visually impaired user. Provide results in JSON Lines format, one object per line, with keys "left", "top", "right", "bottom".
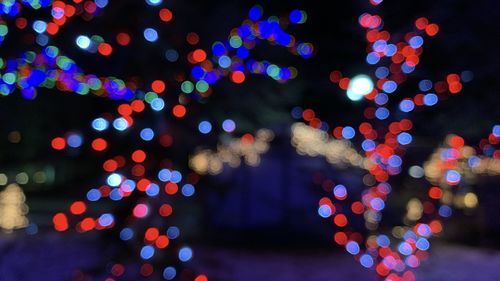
{"left": 0, "top": 0, "right": 499, "bottom": 280}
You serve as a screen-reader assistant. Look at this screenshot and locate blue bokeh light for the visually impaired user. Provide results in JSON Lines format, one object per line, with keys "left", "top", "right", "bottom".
{"left": 178, "top": 247, "right": 193, "bottom": 262}
{"left": 144, "top": 28, "right": 159, "bottom": 42}
{"left": 198, "top": 121, "right": 212, "bottom": 134}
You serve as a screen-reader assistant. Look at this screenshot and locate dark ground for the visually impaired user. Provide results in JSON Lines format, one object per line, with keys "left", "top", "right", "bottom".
{"left": 1, "top": 232, "right": 500, "bottom": 281}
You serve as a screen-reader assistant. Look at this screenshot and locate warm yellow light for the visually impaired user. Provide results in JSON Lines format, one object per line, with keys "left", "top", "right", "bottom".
{"left": 464, "top": 192, "right": 478, "bottom": 208}
{"left": 0, "top": 184, "right": 29, "bottom": 232}
{"left": 189, "top": 129, "right": 273, "bottom": 175}
{"left": 0, "top": 174, "right": 7, "bottom": 186}
{"left": 406, "top": 198, "right": 423, "bottom": 221}
{"left": 7, "top": 131, "right": 21, "bottom": 144}
{"left": 291, "top": 123, "right": 370, "bottom": 169}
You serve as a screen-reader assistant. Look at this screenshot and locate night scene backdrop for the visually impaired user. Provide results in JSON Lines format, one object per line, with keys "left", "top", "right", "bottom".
{"left": 0, "top": 0, "right": 499, "bottom": 280}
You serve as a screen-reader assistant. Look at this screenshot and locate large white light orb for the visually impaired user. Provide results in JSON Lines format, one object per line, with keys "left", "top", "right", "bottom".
{"left": 346, "top": 74, "right": 374, "bottom": 101}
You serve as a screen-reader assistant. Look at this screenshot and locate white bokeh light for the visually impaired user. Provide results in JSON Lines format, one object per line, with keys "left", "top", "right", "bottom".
{"left": 346, "top": 74, "right": 374, "bottom": 101}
